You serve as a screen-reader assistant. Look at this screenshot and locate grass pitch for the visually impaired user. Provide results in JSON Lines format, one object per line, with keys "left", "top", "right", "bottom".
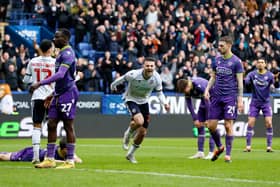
{"left": 0, "top": 138, "right": 279, "bottom": 187}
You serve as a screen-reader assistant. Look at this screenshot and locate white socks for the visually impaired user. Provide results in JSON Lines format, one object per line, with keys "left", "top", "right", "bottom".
{"left": 127, "top": 144, "right": 140, "bottom": 156}
{"left": 32, "top": 127, "right": 41, "bottom": 161}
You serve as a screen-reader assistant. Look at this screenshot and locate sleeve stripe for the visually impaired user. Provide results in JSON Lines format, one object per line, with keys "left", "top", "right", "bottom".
{"left": 61, "top": 63, "right": 70, "bottom": 68}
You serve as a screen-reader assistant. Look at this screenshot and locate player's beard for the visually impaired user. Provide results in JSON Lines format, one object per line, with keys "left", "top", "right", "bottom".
{"left": 143, "top": 70, "right": 153, "bottom": 79}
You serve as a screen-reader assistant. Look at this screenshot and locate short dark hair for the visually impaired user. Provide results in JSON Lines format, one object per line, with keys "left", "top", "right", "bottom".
{"left": 219, "top": 36, "right": 233, "bottom": 45}
{"left": 40, "top": 39, "right": 53, "bottom": 53}
{"left": 144, "top": 57, "right": 156, "bottom": 63}
{"left": 59, "top": 28, "right": 71, "bottom": 41}
{"left": 59, "top": 137, "right": 67, "bottom": 149}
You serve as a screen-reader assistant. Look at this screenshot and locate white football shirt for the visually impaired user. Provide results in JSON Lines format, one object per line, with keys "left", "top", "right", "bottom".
{"left": 23, "top": 56, "right": 56, "bottom": 100}
{"left": 112, "top": 69, "right": 163, "bottom": 104}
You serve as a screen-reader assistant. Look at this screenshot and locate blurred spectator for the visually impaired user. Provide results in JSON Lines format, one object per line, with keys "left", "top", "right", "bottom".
{"left": 18, "top": 67, "right": 28, "bottom": 91}
{"left": 126, "top": 40, "right": 138, "bottom": 64}
{"left": 0, "top": 0, "right": 9, "bottom": 21}
{"left": 132, "top": 56, "right": 144, "bottom": 70}
{"left": 75, "top": 58, "right": 87, "bottom": 91}
{"left": 5, "top": 63, "right": 19, "bottom": 91}
{"left": 245, "top": 0, "right": 259, "bottom": 16}
{"left": 0, "top": 52, "right": 8, "bottom": 80}
{"left": 34, "top": 0, "right": 45, "bottom": 18}
{"left": 2, "top": 34, "right": 17, "bottom": 58}
{"left": 16, "top": 44, "right": 30, "bottom": 74}
{"left": 109, "top": 32, "right": 121, "bottom": 53}
{"left": 73, "top": 8, "right": 87, "bottom": 46}
{"left": 101, "top": 51, "right": 113, "bottom": 94}
{"left": 94, "top": 25, "right": 110, "bottom": 51}
{"left": 114, "top": 52, "right": 125, "bottom": 75}
{"left": 46, "top": 0, "right": 59, "bottom": 31}
{"left": 83, "top": 60, "right": 101, "bottom": 91}
{"left": 194, "top": 23, "right": 211, "bottom": 46}
{"left": 160, "top": 66, "right": 174, "bottom": 92}
{"left": 145, "top": 4, "right": 161, "bottom": 29}
{"left": 57, "top": 1, "right": 71, "bottom": 29}
{"left": 270, "top": 59, "right": 280, "bottom": 90}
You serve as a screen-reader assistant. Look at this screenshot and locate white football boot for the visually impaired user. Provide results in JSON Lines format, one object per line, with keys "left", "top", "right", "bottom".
{"left": 188, "top": 151, "right": 205, "bottom": 159}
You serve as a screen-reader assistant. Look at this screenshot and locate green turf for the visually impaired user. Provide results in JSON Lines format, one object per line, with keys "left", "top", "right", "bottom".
{"left": 0, "top": 138, "right": 279, "bottom": 187}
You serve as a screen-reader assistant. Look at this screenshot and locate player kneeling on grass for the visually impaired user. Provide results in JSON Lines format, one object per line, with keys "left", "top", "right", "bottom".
{"left": 244, "top": 59, "right": 274, "bottom": 152}
{"left": 0, "top": 137, "right": 82, "bottom": 164}
{"left": 177, "top": 78, "right": 215, "bottom": 159}
{"left": 111, "top": 57, "right": 170, "bottom": 164}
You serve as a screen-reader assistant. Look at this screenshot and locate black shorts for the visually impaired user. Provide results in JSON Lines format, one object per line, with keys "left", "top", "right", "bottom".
{"left": 126, "top": 101, "right": 150, "bottom": 128}
{"left": 32, "top": 100, "right": 47, "bottom": 123}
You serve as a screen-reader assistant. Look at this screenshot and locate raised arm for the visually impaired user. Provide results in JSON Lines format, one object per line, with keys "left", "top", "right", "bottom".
{"left": 110, "top": 75, "right": 126, "bottom": 91}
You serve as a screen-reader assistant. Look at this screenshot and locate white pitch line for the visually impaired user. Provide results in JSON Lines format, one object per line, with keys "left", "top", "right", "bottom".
{"left": 1, "top": 166, "right": 279, "bottom": 186}
{"left": 94, "top": 169, "right": 280, "bottom": 185}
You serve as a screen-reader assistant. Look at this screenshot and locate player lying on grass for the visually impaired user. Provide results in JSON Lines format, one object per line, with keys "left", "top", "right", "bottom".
{"left": 0, "top": 137, "right": 82, "bottom": 163}
{"left": 177, "top": 77, "right": 215, "bottom": 159}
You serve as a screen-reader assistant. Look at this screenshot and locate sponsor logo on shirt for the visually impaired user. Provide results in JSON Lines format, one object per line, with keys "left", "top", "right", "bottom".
{"left": 216, "top": 67, "right": 232, "bottom": 75}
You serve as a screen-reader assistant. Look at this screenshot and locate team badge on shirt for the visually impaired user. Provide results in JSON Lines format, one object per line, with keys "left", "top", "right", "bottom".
{"left": 264, "top": 76, "right": 268, "bottom": 80}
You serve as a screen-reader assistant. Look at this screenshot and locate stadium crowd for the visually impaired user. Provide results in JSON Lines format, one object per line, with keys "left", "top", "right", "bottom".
{"left": 0, "top": 0, "right": 279, "bottom": 93}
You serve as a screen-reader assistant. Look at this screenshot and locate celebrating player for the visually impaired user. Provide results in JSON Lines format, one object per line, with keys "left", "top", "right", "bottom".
{"left": 244, "top": 59, "right": 274, "bottom": 152}
{"left": 111, "top": 57, "right": 170, "bottom": 164}
{"left": 23, "top": 39, "right": 55, "bottom": 164}
{"left": 177, "top": 78, "right": 215, "bottom": 159}
{"left": 204, "top": 36, "right": 244, "bottom": 163}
